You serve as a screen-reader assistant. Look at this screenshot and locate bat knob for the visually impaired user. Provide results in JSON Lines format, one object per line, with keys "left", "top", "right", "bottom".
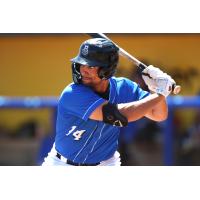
{"left": 172, "top": 85, "right": 181, "bottom": 95}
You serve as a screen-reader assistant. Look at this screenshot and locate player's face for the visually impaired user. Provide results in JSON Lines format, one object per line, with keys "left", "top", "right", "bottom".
{"left": 80, "top": 65, "right": 102, "bottom": 86}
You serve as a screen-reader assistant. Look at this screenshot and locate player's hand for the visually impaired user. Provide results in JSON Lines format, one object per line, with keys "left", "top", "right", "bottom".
{"left": 142, "top": 65, "right": 164, "bottom": 89}
{"left": 142, "top": 65, "right": 164, "bottom": 79}
{"left": 154, "top": 77, "right": 174, "bottom": 97}
{"left": 142, "top": 65, "right": 176, "bottom": 97}
{"left": 143, "top": 76, "right": 174, "bottom": 97}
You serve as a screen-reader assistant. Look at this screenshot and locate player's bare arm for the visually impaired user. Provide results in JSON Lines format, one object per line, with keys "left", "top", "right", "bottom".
{"left": 90, "top": 93, "right": 167, "bottom": 123}
{"left": 118, "top": 93, "right": 167, "bottom": 122}
{"left": 144, "top": 94, "right": 168, "bottom": 121}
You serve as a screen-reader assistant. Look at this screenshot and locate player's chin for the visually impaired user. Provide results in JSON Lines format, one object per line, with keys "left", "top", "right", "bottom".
{"left": 82, "top": 77, "right": 91, "bottom": 81}
{"left": 82, "top": 79, "right": 92, "bottom": 85}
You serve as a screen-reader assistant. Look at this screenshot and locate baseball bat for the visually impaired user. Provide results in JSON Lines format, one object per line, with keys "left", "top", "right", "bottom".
{"left": 87, "top": 33, "right": 181, "bottom": 95}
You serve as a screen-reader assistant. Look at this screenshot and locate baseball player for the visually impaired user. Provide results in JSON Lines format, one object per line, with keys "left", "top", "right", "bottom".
{"left": 42, "top": 38, "right": 175, "bottom": 166}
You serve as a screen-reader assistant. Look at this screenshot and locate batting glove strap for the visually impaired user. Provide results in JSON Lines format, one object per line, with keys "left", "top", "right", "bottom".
{"left": 154, "top": 78, "right": 173, "bottom": 97}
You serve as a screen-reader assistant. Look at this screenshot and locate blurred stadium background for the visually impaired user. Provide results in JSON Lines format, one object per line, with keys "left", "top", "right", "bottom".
{"left": 0, "top": 33, "right": 199, "bottom": 166}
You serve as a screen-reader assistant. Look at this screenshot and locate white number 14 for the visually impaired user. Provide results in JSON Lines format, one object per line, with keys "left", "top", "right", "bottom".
{"left": 73, "top": 130, "right": 86, "bottom": 140}
{"left": 66, "top": 126, "right": 86, "bottom": 141}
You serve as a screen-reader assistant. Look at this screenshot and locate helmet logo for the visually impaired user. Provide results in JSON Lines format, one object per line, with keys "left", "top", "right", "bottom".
{"left": 82, "top": 45, "right": 89, "bottom": 56}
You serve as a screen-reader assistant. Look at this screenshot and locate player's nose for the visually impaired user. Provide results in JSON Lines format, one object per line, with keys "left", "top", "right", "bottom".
{"left": 80, "top": 65, "right": 91, "bottom": 75}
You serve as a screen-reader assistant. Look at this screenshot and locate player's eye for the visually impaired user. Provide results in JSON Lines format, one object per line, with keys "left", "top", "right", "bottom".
{"left": 89, "top": 66, "right": 95, "bottom": 69}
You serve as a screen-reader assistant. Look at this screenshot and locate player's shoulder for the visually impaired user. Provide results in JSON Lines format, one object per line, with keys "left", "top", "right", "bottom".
{"left": 111, "top": 76, "right": 138, "bottom": 88}
{"left": 59, "top": 82, "right": 93, "bottom": 101}
{"left": 61, "top": 82, "right": 91, "bottom": 95}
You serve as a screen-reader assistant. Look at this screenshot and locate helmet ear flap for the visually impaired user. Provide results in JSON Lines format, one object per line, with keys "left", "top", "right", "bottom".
{"left": 72, "top": 63, "right": 82, "bottom": 84}
{"left": 98, "top": 65, "right": 117, "bottom": 80}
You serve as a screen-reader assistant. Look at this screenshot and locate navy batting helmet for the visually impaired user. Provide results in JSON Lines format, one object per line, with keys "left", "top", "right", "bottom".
{"left": 70, "top": 38, "right": 119, "bottom": 84}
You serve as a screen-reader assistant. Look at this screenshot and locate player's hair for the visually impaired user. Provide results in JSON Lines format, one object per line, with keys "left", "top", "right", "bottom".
{"left": 71, "top": 38, "right": 119, "bottom": 84}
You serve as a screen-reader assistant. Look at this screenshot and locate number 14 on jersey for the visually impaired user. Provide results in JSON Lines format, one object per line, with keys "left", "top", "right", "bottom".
{"left": 66, "top": 126, "right": 86, "bottom": 141}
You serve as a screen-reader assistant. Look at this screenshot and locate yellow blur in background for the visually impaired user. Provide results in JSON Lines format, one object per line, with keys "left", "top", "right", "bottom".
{"left": 0, "top": 34, "right": 200, "bottom": 133}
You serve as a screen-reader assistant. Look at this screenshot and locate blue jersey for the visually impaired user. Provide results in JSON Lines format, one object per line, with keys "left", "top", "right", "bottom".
{"left": 55, "top": 77, "right": 149, "bottom": 164}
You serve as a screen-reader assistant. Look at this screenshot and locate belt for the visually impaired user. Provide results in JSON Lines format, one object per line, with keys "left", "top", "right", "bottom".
{"left": 56, "top": 153, "right": 100, "bottom": 166}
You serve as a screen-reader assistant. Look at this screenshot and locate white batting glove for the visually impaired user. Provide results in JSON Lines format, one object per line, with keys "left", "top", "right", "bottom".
{"left": 142, "top": 74, "right": 157, "bottom": 91}
{"left": 142, "top": 65, "right": 164, "bottom": 89}
{"left": 142, "top": 65, "right": 164, "bottom": 79}
{"left": 142, "top": 65, "right": 175, "bottom": 97}
{"left": 144, "top": 77, "right": 174, "bottom": 97}
{"left": 154, "top": 77, "right": 174, "bottom": 97}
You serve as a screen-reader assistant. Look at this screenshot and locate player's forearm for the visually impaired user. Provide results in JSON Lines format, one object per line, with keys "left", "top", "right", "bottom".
{"left": 145, "top": 97, "right": 168, "bottom": 121}
{"left": 118, "top": 93, "right": 166, "bottom": 122}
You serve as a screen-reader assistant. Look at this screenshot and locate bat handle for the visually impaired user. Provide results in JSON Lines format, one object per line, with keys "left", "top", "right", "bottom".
{"left": 139, "top": 63, "right": 181, "bottom": 95}
{"left": 138, "top": 62, "right": 147, "bottom": 71}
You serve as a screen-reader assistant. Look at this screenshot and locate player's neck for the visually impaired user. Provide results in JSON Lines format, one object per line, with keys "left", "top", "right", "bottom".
{"left": 92, "top": 79, "right": 109, "bottom": 93}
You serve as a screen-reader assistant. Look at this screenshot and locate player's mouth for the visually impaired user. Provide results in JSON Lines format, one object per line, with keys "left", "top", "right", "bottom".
{"left": 82, "top": 77, "right": 91, "bottom": 81}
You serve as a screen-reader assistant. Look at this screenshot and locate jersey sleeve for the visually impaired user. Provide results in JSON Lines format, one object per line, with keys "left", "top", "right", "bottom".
{"left": 121, "top": 78, "right": 150, "bottom": 102}
{"left": 59, "top": 84, "right": 106, "bottom": 121}
{"left": 133, "top": 82, "right": 150, "bottom": 100}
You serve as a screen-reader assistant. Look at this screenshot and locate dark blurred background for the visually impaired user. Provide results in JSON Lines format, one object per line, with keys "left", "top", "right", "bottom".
{"left": 0, "top": 33, "right": 199, "bottom": 166}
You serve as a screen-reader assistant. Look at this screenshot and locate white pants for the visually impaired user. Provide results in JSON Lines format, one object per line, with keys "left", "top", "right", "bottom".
{"left": 42, "top": 144, "right": 121, "bottom": 166}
